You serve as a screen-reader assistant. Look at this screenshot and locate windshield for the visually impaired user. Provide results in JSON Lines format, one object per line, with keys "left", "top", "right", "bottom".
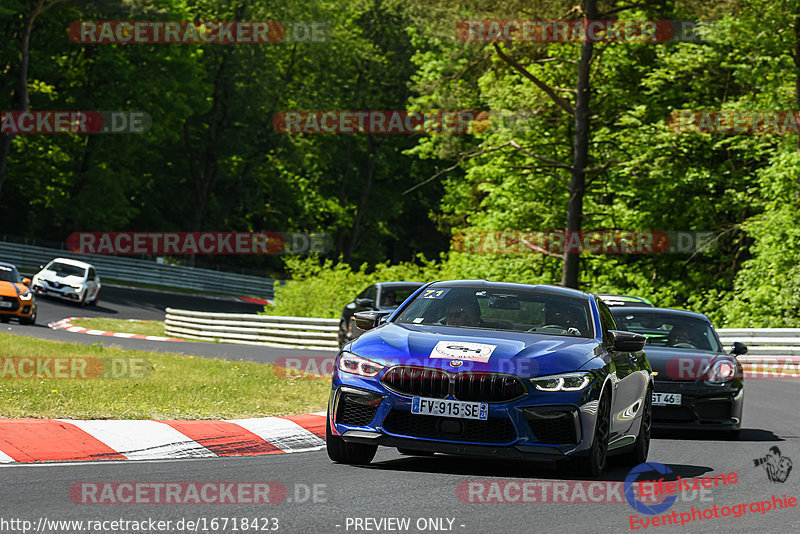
{"left": 394, "top": 285, "right": 592, "bottom": 338}
{"left": 0, "top": 265, "right": 21, "bottom": 283}
{"left": 47, "top": 262, "right": 87, "bottom": 278}
{"left": 611, "top": 311, "right": 722, "bottom": 352}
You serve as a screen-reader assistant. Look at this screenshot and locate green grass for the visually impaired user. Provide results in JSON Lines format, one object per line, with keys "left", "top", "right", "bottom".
{"left": 70, "top": 318, "right": 168, "bottom": 337}
{"left": 0, "top": 333, "right": 330, "bottom": 419}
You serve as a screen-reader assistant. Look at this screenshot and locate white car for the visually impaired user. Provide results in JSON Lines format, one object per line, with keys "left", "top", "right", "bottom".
{"left": 32, "top": 258, "right": 101, "bottom": 306}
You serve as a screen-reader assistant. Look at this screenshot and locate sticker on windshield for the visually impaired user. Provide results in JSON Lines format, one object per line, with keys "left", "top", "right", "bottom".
{"left": 430, "top": 341, "right": 496, "bottom": 363}
{"left": 421, "top": 288, "right": 450, "bottom": 299}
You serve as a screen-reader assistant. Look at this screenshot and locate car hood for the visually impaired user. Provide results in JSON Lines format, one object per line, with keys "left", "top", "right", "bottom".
{"left": 349, "top": 323, "right": 597, "bottom": 378}
{"left": 0, "top": 282, "right": 28, "bottom": 298}
{"left": 644, "top": 345, "right": 733, "bottom": 381}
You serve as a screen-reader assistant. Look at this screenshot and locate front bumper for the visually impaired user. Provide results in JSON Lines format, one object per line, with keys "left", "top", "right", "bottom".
{"left": 651, "top": 379, "right": 743, "bottom": 429}
{"left": 329, "top": 369, "right": 604, "bottom": 459}
{"left": 0, "top": 296, "right": 35, "bottom": 319}
{"left": 340, "top": 430, "right": 564, "bottom": 464}
{"left": 32, "top": 283, "right": 84, "bottom": 302}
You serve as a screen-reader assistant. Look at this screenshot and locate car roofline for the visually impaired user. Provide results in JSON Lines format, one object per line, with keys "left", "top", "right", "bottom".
{"left": 609, "top": 306, "right": 712, "bottom": 322}
{"left": 425, "top": 279, "right": 592, "bottom": 300}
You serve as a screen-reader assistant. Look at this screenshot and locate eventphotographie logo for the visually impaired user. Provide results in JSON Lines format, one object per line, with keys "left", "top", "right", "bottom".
{"left": 753, "top": 447, "right": 793, "bottom": 483}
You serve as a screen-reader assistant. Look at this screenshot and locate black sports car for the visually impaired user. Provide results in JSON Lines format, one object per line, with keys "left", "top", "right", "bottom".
{"left": 337, "top": 281, "right": 424, "bottom": 346}
{"left": 610, "top": 307, "right": 745, "bottom": 439}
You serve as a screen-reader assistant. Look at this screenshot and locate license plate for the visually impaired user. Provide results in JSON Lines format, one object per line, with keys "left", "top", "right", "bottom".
{"left": 411, "top": 397, "right": 488, "bottom": 420}
{"left": 0, "top": 301, "right": 13, "bottom": 308}
{"left": 652, "top": 393, "right": 682, "bottom": 406}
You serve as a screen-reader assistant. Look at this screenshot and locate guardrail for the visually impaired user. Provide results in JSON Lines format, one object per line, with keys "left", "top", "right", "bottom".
{"left": 0, "top": 241, "right": 274, "bottom": 298}
{"left": 164, "top": 308, "right": 339, "bottom": 350}
{"left": 717, "top": 328, "right": 800, "bottom": 360}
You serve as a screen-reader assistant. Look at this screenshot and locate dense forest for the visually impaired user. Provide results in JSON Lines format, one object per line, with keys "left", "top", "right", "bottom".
{"left": 1, "top": 0, "right": 798, "bottom": 326}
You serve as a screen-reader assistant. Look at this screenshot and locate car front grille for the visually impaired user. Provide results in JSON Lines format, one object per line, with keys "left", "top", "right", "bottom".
{"left": 335, "top": 390, "right": 383, "bottom": 427}
{"left": 382, "top": 366, "right": 526, "bottom": 403}
{"left": 523, "top": 409, "right": 578, "bottom": 444}
{"left": 695, "top": 401, "right": 732, "bottom": 420}
{"left": 382, "top": 366, "right": 450, "bottom": 398}
{"left": 453, "top": 372, "right": 526, "bottom": 403}
{"left": 654, "top": 406, "right": 695, "bottom": 422}
{"left": 0, "top": 296, "right": 19, "bottom": 312}
{"left": 382, "top": 410, "right": 517, "bottom": 444}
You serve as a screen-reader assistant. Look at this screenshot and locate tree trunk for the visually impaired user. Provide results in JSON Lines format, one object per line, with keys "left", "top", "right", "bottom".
{"left": 344, "top": 137, "right": 382, "bottom": 262}
{"left": 0, "top": 0, "right": 66, "bottom": 204}
{"left": 560, "top": 0, "right": 597, "bottom": 289}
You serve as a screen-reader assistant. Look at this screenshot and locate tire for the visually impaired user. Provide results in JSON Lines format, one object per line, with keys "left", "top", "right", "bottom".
{"left": 19, "top": 306, "right": 37, "bottom": 326}
{"left": 91, "top": 293, "right": 100, "bottom": 306}
{"left": 619, "top": 387, "right": 652, "bottom": 466}
{"left": 397, "top": 448, "right": 435, "bottom": 456}
{"left": 326, "top": 412, "right": 377, "bottom": 465}
{"left": 567, "top": 389, "right": 611, "bottom": 477}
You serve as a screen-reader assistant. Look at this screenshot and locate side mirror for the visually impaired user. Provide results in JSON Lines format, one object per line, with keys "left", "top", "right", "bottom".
{"left": 611, "top": 330, "right": 647, "bottom": 352}
{"left": 731, "top": 341, "right": 748, "bottom": 355}
{"left": 354, "top": 311, "right": 391, "bottom": 331}
{"left": 22, "top": 278, "right": 31, "bottom": 286}
{"left": 355, "top": 298, "right": 375, "bottom": 308}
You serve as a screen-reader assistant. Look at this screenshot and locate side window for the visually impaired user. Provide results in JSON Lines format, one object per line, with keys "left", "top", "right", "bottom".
{"left": 88, "top": 268, "right": 96, "bottom": 280}
{"left": 359, "top": 285, "right": 377, "bottom": 301}
{"left": 597, "top": 299, "right": 617, "bottom": 348}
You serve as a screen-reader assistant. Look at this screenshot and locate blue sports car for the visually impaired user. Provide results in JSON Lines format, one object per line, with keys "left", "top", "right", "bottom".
{"left": 326, "top": 280, "right": 654, "bottom": 476}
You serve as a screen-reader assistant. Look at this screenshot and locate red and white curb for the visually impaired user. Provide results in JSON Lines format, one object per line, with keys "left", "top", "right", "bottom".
{"left": 48, "top": 317, "right": 184, "bottom": 342}
{"left": 0, "top": 412, "right": 327, "bottom": 464}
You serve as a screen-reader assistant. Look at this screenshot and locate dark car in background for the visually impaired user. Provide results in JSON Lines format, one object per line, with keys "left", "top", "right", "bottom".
{"left": 599, "top": 294, "right": 655, "bottom": 308}
{"left": 610, "top": 307, "right": 746, "bottom": 439}
{"left": 338, "top": 282, "right": 424, "bottom": 346}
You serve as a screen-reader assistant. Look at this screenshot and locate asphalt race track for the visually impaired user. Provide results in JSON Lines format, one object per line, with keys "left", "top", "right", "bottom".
{"left": 0, "top": 379, "right": 796, "bottom": 533}
{"left": 1, "top": 284, "right": 336, "bottom": 363}
{"left": 2, "top": 286, "right": 798, "bottom": 533}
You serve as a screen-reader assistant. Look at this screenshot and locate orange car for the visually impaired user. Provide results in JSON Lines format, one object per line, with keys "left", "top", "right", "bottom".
{"left": 0, "top": 261, "right": 37, "bottom": 324}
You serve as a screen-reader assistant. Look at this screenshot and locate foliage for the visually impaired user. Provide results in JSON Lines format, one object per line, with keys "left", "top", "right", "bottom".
{"left": 1, "top": 0, "right": 799, "bottom": 326}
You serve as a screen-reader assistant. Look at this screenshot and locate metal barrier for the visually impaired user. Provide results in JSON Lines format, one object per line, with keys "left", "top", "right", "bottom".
{"left": 161, "top": 314, "right": 799, "bottom": 356}
{"left": 164, "top": 308, "right": 339, "bottom": 350}
{"left": 0, "top": 241, "right": 274, "bottom": 298}
{"left": 717, "top": 328, "right": 800, "bottom": 360}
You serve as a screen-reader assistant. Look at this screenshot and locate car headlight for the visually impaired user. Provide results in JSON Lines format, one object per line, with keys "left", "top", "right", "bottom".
{"left": 531, "top": 372, "right": 593, "bottom": 392}
{"left": 704, "top": 359, "right": 737, "bottom": 384}
{"left": 19, "top": 291, "right": 33, "bottom": 301}
{"left": 338, "top": 352, "right": 385, "bottom": 377}
{"left": 71, "top": 284, "right": 84, "bottom": 292}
